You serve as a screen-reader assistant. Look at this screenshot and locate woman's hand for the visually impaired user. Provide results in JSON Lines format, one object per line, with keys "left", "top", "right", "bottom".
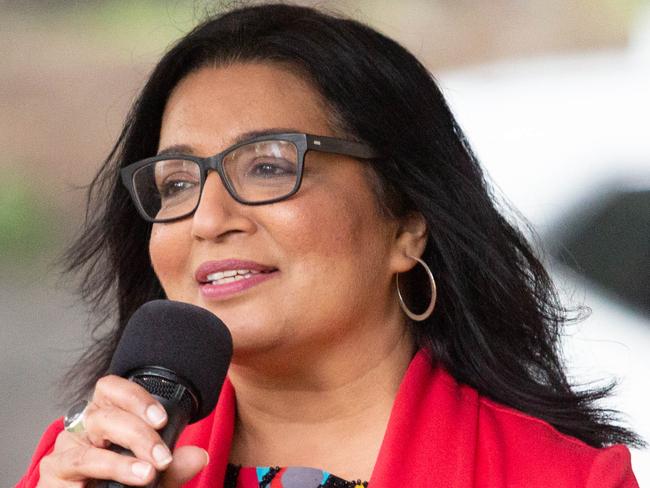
{"left": 36, "top": 375, "right": 209, "bottom": 487}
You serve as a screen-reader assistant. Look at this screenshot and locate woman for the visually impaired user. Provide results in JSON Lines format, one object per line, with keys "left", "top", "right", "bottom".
{"left": 18, "top": 3, "right": 640, "bottom": 487}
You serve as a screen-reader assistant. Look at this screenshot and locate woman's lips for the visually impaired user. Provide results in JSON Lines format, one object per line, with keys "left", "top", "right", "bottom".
{"left": 195, "top": 259, "right": 278, "bottom": 300}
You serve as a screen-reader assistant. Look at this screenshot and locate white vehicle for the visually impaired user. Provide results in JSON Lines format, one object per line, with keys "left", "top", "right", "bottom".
{"left": 440, "top": 23, "right": 650, "bottom": 482}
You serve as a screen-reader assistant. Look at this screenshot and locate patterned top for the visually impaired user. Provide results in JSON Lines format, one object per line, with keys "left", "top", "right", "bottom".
{"left": 224, "top": 464, "right": 369, "bottom": 488}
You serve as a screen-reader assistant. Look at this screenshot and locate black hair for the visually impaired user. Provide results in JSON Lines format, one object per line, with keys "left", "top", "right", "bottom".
{"left": 63, "top": 2, "right": 641, "bottom": 447}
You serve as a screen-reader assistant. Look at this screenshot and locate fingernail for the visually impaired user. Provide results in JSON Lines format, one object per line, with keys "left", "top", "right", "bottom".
{"left": 146, "top": 404, "right": 167, "bottom": 426}
{"left": 131, "top": 461, "right": 153, "bottom": 480}
{"left": 152, "top": 443, "right": 173, "bottom": 467}
{"left": 203, "top": 449, "right": 210, "bottom": 466}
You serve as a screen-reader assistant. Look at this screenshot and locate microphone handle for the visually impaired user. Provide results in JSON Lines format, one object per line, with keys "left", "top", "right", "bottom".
{"left": 95, "top": 393, "right": 193, "bottom": 488}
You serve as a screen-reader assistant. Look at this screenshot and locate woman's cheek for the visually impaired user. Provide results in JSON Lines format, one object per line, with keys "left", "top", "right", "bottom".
{"left": 275, "top": 178, "right": 364, "bottom": 253}
{"left": 149, "top": 223, "right": 190, "bottom": 295}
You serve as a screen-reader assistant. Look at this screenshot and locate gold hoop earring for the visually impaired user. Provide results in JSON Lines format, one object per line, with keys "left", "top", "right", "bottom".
{"left": 396, "top": 255, "right": 437, "bottom": 322}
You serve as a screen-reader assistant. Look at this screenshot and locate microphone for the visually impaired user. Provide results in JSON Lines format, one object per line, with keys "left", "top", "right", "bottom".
{"left": 97, "top": 299, "right": 233, "bottom": 488}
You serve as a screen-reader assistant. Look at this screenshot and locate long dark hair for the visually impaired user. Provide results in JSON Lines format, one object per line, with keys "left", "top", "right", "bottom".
{"left": 63, "top": 3, "right": 641, "bottom": 447}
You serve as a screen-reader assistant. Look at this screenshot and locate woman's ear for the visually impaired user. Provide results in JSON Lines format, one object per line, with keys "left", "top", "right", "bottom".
{"left": 390, "top": 211, "right": 428, "bottom": 273}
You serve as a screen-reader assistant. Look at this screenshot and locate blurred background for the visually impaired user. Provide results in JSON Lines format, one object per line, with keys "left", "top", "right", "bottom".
{"left": 1, "top": 0, "right": 648, "bottom": 484}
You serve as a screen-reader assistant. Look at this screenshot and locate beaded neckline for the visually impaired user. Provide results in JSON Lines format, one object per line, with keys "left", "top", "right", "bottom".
{"left": 224, "top": 463, "right": 369, "bottom": 488}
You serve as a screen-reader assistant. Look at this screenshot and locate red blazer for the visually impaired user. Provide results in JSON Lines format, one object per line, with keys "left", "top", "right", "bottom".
{"left": 17, "top": 350, "right": 638, "bottom": 487}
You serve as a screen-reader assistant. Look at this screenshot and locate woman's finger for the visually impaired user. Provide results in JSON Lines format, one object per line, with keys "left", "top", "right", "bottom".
{"left": 38, "top": 442, "right": 156, "bottom": 486}
{"left": 160, "top": 446, "right": 210, "bottom": 488}
{"left": 92, "top": 375, "right": 168, "bottom": 429}
{"left": 83, "top": 402, "right": 173, "bottom": 470}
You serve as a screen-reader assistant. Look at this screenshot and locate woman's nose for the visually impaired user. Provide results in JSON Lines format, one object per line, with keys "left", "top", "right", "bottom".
{"left": 190, "top": 172, "right": 256, "bottom": 241}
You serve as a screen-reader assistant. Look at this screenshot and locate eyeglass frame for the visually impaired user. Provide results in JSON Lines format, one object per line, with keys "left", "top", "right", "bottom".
{"left": 120, "top": 132, "right": 380, "bottom": 223}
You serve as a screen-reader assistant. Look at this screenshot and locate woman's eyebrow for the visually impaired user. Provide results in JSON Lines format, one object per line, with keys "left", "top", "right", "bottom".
{"left": 156, "top": 144, "right": 194, "bottom": 157}
{"left": 156, "top": 128, "right": 303, "bottom": 157}
{"left": 232, "top": 127, "right": 302, "bottom": 144}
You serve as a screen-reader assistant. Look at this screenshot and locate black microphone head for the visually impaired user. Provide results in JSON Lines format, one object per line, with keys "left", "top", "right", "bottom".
{"left": 108, "top": 300, "right": 233, "bottom": 422}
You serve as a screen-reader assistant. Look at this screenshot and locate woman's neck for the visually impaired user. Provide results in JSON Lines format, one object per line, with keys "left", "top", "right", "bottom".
{"left": 227, "top": 323, "right": 415, "bottom": 481}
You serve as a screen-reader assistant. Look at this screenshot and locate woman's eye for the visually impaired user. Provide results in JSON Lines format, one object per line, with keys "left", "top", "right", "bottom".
{"left": 159, "top": 179, "right": 197, "bottom": 198}
{"left": 248, "top": 159, "right": 296, "bottom": 178}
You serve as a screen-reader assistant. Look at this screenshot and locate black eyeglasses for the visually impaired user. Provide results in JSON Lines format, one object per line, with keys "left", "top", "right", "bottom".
{"left": 120, "top": 132, "right": 378, "bottom": 223}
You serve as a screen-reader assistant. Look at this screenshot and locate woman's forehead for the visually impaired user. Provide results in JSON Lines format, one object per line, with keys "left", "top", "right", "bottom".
{"left": 159, "top": 63, "right": 334, "bottom": 154}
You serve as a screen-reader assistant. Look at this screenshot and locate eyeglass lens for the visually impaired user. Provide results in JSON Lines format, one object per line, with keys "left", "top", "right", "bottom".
{"left": 131, "top": 140, "right": 299, "bottom": 221}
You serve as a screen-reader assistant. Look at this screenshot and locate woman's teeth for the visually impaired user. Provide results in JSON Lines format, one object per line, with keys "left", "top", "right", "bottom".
{"left": 205, "top": 269, "right": 261, "bottom": 285}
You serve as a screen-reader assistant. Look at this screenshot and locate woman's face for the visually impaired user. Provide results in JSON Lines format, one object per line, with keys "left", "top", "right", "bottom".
{"left": 149, "top": 63, "right": 422, "bottom": 363}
